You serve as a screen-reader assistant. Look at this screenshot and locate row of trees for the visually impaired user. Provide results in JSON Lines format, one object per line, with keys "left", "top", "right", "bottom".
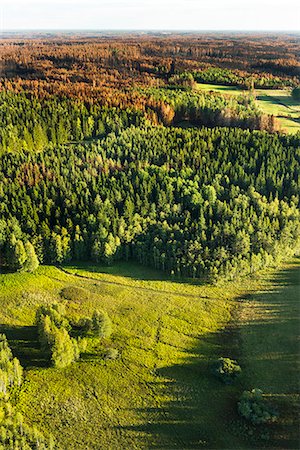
{"left": 0, "top": 87, "right": 280, "bottom": 157}
{"left": 0, "top": 334, "right": 56, "bottom": 449}
{"left": 191, "top": 67, "right": 294, "bottom": 89}
{"left": 0, "top": 121, "right": 299, "bottom": 281}
{"left": 140, "top": 86, "right": 278, "bottom": 132}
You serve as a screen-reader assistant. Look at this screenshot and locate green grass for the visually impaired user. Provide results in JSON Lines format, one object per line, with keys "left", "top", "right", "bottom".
{"left": 0, "top": 261, "right": 299, "bottom": 448}
{"left": 196, "top": 83, "right": 244, "bottom": 95}
{"left": 237, "top": 259, "right": 300, "bottom": 448}
{"left": 196, "top": 83, "right": 300, "bottom": 134}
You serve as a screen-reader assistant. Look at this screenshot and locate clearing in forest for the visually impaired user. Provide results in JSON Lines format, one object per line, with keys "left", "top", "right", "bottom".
{"left": 0, "top": 260, "right": 299, "bottom": 449}
{"left": 197, "top": 83, "right": 300, "bottom": 133}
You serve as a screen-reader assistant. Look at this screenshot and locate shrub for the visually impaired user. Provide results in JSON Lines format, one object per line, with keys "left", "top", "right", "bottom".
{"left": 36, "top": 303, "right": 70, "bottom": 332}
{"left": 212, "top": 357, "right": 241, "bottom": 384}
{"left": 104, "top": 348, "right": 118, "bottom": 360}
{"left": 77, "top": 316, "right": 93, "bottom": 333}
{"left": 77, "top": 311, "right": 112, "bottom": 338}
{"left": 92, "top": 310, "right": 112, "bottom": 338}
{"left": 51, "top": 328, "right": 79, "bottom": 369}
{"left": 238, "top": 389, "right": 278, "bottom": 424}
{"left": 60, "top": 286, "right": 90, "bottom": 302}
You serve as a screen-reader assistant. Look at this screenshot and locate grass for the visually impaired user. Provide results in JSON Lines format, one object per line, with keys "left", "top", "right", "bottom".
{"left": 0, "top": 260, "right": 299, "bottom": 448}
{"left": 196, "top": 83, "right": 300, "bottom": 134}
{"left": 236, "top": 259, "right": 300, "bottom": 448}
{"left": 196, "top": 83, "right": 244, "bottom": 95}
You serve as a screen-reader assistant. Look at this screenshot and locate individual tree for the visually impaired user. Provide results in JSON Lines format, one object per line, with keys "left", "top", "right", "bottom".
{"left": 23, "top": 241, "right": 39, "bottom": 272}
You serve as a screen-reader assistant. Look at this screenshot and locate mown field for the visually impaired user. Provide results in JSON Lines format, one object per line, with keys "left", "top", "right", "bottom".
{"left": 0, "top": 260, "right": 299, "bottom": 449}
{"left": 197, "top": 83, "right": 300, "bottom": 134}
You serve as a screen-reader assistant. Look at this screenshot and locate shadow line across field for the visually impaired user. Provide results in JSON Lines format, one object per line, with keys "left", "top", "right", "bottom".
{"left": 0, "top": 261, "right": 298, "bottom": 449}
{"left": 113, "top": 261, "right": 300, "bottom": 449}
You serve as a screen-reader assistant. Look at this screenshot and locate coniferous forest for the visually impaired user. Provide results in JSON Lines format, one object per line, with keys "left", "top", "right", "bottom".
{"left": 0, "top": 30, "right": 299, "bottom": 450}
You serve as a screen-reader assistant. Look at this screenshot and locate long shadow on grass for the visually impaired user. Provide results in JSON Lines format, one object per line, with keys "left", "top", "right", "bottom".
{"left": 0, "top": 324, "right": 48, "bottom": 368}
{"left": 63, "top": 260, "right": 209, "bottom": 286}
{"left": 114, "top": 326, "right": 244, "bottom": 449}
{"left": 113, "top": 262, "right": 300, "bottom": 449}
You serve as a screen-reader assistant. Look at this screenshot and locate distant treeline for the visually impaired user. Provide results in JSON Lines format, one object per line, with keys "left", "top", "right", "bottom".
{"left": 0, "top": 89, "right": 278, "bottom": 156}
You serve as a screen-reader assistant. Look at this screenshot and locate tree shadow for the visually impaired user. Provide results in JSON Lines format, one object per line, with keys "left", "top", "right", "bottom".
{"left": 63, "top": 260, "right": 209, "bottom": 287}
{"left": 113, "top": 326, "right": 245, "bottom": 449}
{"left": 0, "top": 324, "right": 48, "bottom": 368}
{"left": 110, "top": 262, "right": 300, "bottom": 449}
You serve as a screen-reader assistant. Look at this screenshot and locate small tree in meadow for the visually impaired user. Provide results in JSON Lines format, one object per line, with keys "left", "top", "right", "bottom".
{"left": 91, "top": 310, "right": 112, "bottom": 338}
{"left": 212, "top": 357, "right": 241, "bottom": 384}
{"left": 238, "top": 389, "right": 278, "bottom": 424}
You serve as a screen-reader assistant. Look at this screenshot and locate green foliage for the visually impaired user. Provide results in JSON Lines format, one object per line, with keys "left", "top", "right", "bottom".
{"left": 1, "top": 122, "right": 299, "bottom": 281}
{"left": 141, "top": 86, "right": 270, "bottom": 130}
{"left": 212, "top": 357, "right": 241, "bottom": 384}
{"left": 51, "top": 328, "right": 79, "bottom": 369}
{"left": 0, "top": 335, "right": 56, "bottom": 449}
{"left": 291, "top": 86, "right": 300, "bottom": 101}
{"left": 104, "top": 348, "right": 119, "bottom": 360}
{"left": 0, "top": 91, "right": 143, "bottom": 154}
{"left": 0, "top": 334, "right": 23, "bottom": 397}
{"left": 91, "top": 310, "right": 112, "bottom": 338}
{"left": 36, "top": 304, "right": 79, "bottom": 368}
{"left": 192, "top": 67, "right": 293, "bottom": 89}
{"left": 0, "top": 260, "right": 298, "bottom": 449}
{"left": 23, "top": 241, "right": 39, "bottom": 273}
{"left": 78, "top": 310, "right": 112, "bottom": 338}
{"left": 8, "top": 235, "right": 27, "bottom": 272}
{"left": 238, "top": 389, "right": 278, "bottom": 424}
{"left": 0, "top": 402, "right": 57, "bottom": 449}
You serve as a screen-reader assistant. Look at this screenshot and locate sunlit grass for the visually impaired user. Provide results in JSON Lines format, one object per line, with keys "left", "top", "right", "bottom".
{"left": 0, "top": 260, "right": 298, "bottom": 448}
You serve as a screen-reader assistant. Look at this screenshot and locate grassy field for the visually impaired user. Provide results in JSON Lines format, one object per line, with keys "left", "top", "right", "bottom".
{"left": 196, "top": 83, "right": 300, "bottom": 134}
{"left": 0, "top": 260, "right": 299, "bottom": 448}
{"left": 237, "top": 259, "right": 300, "bottom": 449}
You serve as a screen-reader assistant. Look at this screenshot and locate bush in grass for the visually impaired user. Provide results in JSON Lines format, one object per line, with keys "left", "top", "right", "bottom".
{"left": 51, "top": 327, "right": 80, "bottom": 369}
{"left": 104, "top": 348, "right": 118, "bottom": 360}
{"left": 60, "top": 285, "right": 90, "bottom": 302}
{"left": 212, "top": 357, "right": 241, "bottom": 384}
{"left": 91, "top": 310, "right": 112, "bottom": 338}
{"left": 238, "top": 389, "right": 278, "bottom": 424}
{"left": 36, "top": 303, "right": 70, "bottom": 333}
{"left": 79, "top": 310, "right": 112, "bottom": 338}
{"left": 77, "top": 316, "right": 93, "bottom": 333}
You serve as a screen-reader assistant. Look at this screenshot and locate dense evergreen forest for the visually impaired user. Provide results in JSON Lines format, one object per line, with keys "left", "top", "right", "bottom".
{"left": 0, "top": 92, "right": 299, "bottom": 280}
{"left": 0, "top": 32, "right": 299, "bottom": 281}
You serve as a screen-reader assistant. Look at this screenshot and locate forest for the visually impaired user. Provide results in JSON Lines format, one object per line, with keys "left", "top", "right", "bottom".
{"left": 0, "top": 31, "right": 299, "bottom": 449}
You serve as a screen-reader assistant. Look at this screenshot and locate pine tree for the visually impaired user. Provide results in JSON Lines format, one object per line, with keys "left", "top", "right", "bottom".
{"left": 7, "top": 235, "right": 27, "bottom": 271}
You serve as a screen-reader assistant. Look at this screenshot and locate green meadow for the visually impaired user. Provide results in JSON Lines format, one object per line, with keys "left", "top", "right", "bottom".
{"left": 197, "top": 83, "right": 300, "bottom": 133}
{"left": 0, "top": 260, "right": 299, "bottom": 449}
